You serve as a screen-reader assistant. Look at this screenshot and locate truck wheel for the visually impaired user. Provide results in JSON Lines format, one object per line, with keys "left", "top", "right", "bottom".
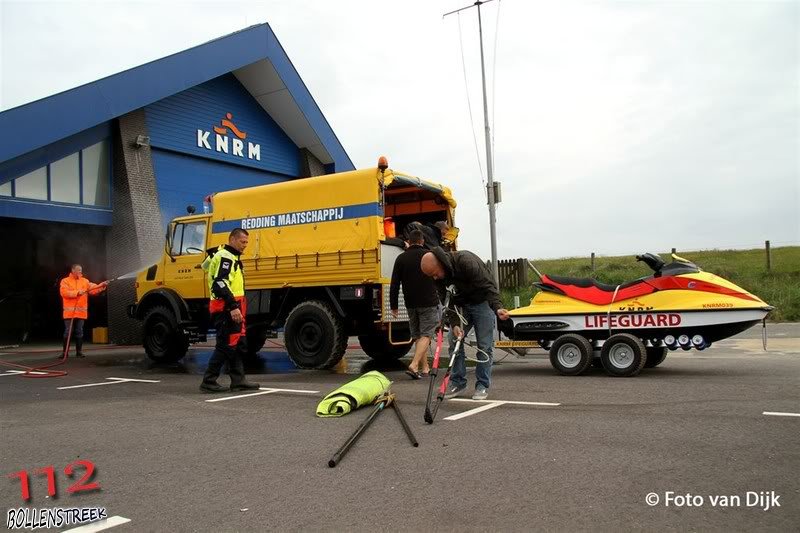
{"left": 358, "top": 333, "right": 413, "bottom": 362}
{"left": 601, "top": 333, "right": 646, "bottom": 377}
{"left": 245, "top": 325, "right": 270, "bottom": 358}
{"left": 143, "top": 305, "right": 188, "bottom": 363}
{"left": 549, "top": 334, "right": 593, "bottom": 375}
{"left": 284, "top": 300, "right": 347, "bottom": 369}
{"left": 645, "top": 346, "right": 668, "bottom": 368}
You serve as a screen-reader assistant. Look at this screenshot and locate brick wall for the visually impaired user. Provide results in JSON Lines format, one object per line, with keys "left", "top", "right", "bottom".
{"left": 300, "top": 148, "right": 326, "bottom": 177}
{"left": 106, "top": 110, "right": 163, "bottom": 344}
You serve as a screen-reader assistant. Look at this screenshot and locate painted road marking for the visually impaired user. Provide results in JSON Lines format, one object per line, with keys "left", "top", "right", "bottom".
{"left": 0, "top": 370, "right": 48, "bottom": 377}
{"left": 451, "top": 398, "right": 561, "bottom": 407}
{"left": 763, "top": 411, "right": 800, "bottom": 418}
{"left": 58, "top": 377, "right": 160, "bottom": 390}
{"left": 205, "top": 387, "right": 320, "bottom": 403}
{"left": 63, "top": 516, "right": 131, "bottom": 532}
{"left": 444, "top": 398, "right": 561, "bottom": 421}
{"left": 444, "top": 401, "right": 504, "bottom": 420}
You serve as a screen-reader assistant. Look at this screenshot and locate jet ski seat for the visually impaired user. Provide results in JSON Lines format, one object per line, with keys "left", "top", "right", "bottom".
{"left": 538, "top": 274, "right": 656, "bottom": 306}
{"left": 545, "top": 274, "right": 643, "bottom": 293}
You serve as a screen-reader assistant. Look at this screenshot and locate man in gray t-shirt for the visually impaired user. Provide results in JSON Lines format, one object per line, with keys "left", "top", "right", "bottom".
{"left": 390, "top": 230, "right": 440, "bottom": 378}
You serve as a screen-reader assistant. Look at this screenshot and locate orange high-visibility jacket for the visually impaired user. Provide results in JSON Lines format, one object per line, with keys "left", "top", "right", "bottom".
{"left": 60, "top": 276, "right": 103, "bottom": 319}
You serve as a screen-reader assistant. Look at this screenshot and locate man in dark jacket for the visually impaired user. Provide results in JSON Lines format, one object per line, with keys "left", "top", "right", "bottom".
{"left": 420, "top": 247, "right": 509, "bottom": 399}
{"left": 390, "top": 230, "right": 440, "bottom": 378}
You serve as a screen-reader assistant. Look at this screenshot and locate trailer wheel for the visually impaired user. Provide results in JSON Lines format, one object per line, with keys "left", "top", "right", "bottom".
{"left": 645, "top": 346, "right": 668, "bottom": 368}
{"left": 143, "top": 305, "right": 188, "bottom": 363}
{"left": 601, "top": 333, "right": 646, "bottom": 377}
{"left": 284, "top": 300, "right": 347, "bottom": 369}
{"left": 358, "top": 333, "right": 412, "bottom": 362}
{"left": 549, "top": 334, "right": 593, "bottom": 375}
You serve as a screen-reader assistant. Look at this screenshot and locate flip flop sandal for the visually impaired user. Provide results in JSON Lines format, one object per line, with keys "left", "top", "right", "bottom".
{"left": 405, "top": 369, "right": 422, "bottom": 380}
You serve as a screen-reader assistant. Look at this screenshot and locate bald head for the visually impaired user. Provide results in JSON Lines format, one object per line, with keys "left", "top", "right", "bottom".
{"left": 421, "top": 252, "right": 446, "bottom": 280}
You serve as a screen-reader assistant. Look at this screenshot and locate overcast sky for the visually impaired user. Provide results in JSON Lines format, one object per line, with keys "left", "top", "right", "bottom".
{"left": 2, "top": 0, "right": 798, "bottom": 259}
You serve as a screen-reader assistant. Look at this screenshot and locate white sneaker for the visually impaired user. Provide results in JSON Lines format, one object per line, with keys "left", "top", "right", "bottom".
{"left": 472, "top": 385, "right": 488, "bottom": 400}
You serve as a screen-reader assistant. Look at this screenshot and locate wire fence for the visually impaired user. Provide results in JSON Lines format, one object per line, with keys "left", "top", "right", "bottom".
{"left": 493, "top": 240, "right": 799, "bottom": 290}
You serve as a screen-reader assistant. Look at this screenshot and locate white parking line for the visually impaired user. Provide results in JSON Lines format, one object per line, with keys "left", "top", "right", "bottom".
{"left": 443, "top": 398, "right": 562, "bottom": 421}
{"left": 0, "top": 370, "right": 48, "bottom": 377}
{"left": 58, "top": 378, "right": 160, "bottom": 390}
{"left": 444, "top": 401, "right": 504, "bottom": 420}
{"left": 763, "top": 411, "right": 800, "bottom": 418}
{"left": 63, "top": 516, "right": 131, "bottom": 532}
{"left": 451, "top": 398, "right": 561, "bottom": 407}
{"left": 205, "top": 387, "right": 320, "bottom": 403}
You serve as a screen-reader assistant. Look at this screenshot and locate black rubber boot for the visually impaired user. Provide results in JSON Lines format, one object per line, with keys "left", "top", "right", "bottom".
{"left": 199, "top": 381, "right": 228, "bottom": 393}
{"left": 230, "top": 380, "right": 260, "bottom": 391}
{"left": 229, "top": 355, "right": 259, "bottom": 391}
{"left": 59, "top": 338, "right": 68, "bottom": 359}
{"left": 75, "top": 338, "right": 85, "bottom": 358}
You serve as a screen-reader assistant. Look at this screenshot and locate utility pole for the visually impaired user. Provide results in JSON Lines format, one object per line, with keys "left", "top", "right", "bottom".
{"left": 444, "top": 0, "right": 500, "bottom": 285}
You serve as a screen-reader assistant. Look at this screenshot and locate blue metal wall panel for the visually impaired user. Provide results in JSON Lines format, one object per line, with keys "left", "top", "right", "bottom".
{"left": 145, "top": 74, "right": 301, "bottom": 176}
{"left": 150, "top": 148, "right": 290, "bottom": 226}
{"left": 0, "top": 198, "right": 112, "bottom": 226}
{"left": 0, "top": 123, "right": 111, "bottom": 185}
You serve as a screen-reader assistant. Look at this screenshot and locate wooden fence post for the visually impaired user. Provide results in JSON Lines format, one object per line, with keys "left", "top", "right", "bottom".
{"left": 590, "top": 252, "right": 595, "bottom": 273}
{"left": 766, "top": 240, "right": 771, "bottom": 272}
{"left": 516, "top": 258, "right": 526, "bottom": 286}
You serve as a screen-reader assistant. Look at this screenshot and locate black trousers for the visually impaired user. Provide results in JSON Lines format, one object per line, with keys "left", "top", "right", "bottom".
{"left": 202, "top": 311, "right": 248, "bottom": 385}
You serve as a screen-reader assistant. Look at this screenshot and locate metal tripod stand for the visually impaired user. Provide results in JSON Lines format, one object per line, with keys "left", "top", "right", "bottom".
{"left": 328, "top": 392, "right": 418, "bottom": 468}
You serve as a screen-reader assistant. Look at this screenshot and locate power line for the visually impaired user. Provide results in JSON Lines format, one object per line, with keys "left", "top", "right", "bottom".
{"left": 456, "top": 11, "right": 486, "bottom": 187}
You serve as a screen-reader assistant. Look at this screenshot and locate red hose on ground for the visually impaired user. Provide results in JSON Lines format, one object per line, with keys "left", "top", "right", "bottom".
{"left": 0, "top": 318, "right": 72, "bottom": 378}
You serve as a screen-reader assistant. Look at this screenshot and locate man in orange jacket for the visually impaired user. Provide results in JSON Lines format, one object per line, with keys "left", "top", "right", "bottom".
{"left": 59, "top": 264, "right": 108, "bottom": 358}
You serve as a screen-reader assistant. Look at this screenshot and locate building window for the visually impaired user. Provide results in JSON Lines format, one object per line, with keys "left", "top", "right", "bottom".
{"left": 50, "top": 152, "right": 81, "bottom": 204}
{"left": 2, "top": 138, "right": 111, "bottom": 208}
{"left": 14, "top": 167, "right": 48, "bottom": 200}
{"left": 82, "top": 140, "right": 110, "bottom": 207}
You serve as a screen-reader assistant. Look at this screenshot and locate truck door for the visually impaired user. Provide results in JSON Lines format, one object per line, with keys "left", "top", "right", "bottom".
{"left": 164, "top": 218, "right": 209, "bottom": 299}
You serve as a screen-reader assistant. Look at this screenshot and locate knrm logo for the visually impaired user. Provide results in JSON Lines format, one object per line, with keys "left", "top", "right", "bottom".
{"left": 196, "top": 113, "right": 261, "bottom": 161}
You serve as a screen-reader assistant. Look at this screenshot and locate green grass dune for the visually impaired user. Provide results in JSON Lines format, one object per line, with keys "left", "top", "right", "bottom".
{"left": 501, "top": 246, "right": 799, "bottom": 322}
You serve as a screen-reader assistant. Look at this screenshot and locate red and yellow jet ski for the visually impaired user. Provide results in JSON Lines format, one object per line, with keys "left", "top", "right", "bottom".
{"left": 498, "top": 253, "right": 772, "bottom": 377}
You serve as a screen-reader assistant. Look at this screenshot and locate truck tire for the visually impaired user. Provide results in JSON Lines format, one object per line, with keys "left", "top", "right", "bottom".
{"left": 143, "top": 305, "right": 189, "bottom": 363}
{"left": 549, "top": 334, "right": 593, "bottom": 375}
{"left": 600, "top": 333, "right": 646, "bottom": 377}
{"left": 645, "top": 346, "right": 668, "bottom": 368}
{"left": 284, "top": 300, "right": 347, "bottom": 369}
{"left": 358, "top": 333, "right": 413, "bottom": 362}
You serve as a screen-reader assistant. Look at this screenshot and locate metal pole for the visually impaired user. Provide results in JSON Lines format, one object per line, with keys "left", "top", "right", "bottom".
{"left": 476, "top": 1, "right": 500, "bottom": 286}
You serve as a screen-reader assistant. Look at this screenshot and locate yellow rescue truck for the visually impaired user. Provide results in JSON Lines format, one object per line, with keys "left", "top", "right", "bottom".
{"left": 128, "top": 159, "right": 457, "bottom": 368}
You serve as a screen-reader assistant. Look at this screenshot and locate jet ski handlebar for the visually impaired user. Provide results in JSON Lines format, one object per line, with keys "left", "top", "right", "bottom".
{"left": 636, "top": 253, "right": 666, "bottom": 273}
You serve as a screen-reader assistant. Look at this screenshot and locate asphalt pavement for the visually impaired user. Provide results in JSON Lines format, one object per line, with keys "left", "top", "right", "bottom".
{"left": 1, "top": 324, "right": 798, "bottom": 532}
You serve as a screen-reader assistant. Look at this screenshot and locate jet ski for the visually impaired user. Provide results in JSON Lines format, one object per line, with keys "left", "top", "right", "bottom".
{"left": 498, "top": 253, "right": 772, "bottom": 377}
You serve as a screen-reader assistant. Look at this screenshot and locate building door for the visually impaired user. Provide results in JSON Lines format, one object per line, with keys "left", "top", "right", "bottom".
{"left": 0, "top": 218, "right": 107, "bottom": 343}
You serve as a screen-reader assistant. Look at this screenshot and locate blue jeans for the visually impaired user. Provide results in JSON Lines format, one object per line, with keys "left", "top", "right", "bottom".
{"left": 63, "top": 318, "right": 85, "bottom": 340}
{"left": 448, "top": 302, "right": 495, "bottom": 390}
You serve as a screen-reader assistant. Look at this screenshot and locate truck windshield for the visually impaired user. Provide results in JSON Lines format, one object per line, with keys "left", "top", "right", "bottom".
{"left": 170, "top": 221, "right": 207, "bottom": 256}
